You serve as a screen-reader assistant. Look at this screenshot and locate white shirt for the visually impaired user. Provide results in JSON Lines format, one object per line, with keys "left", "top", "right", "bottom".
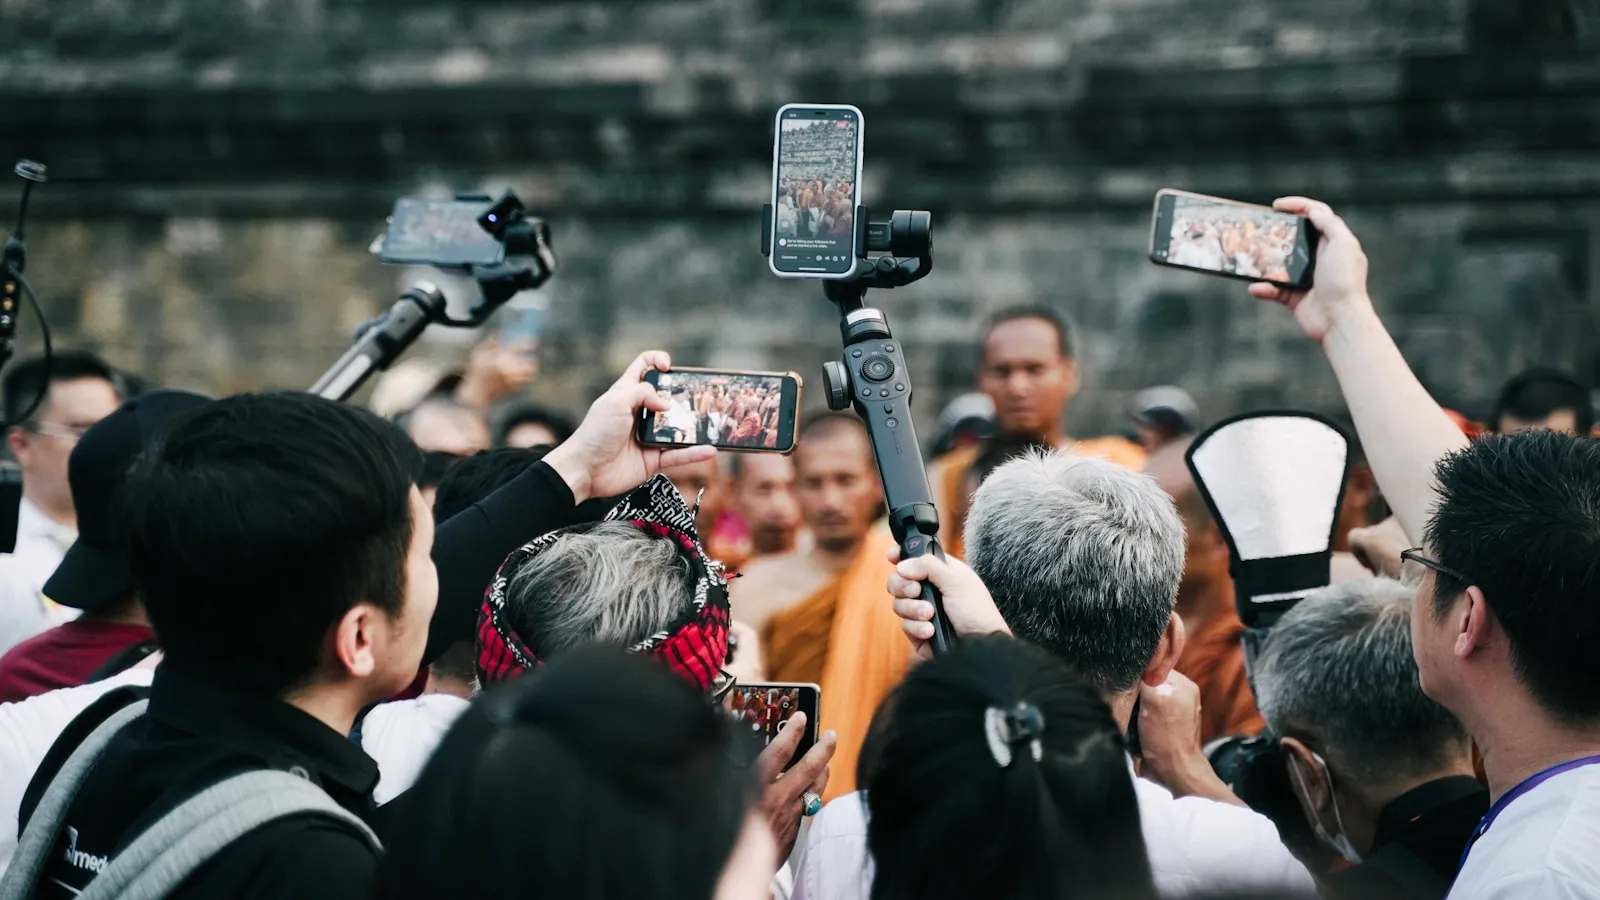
{"left": 0, "top": 674, "right": 470, "bottom": 878}
{"left": 792, "top": 768, "right": 1315, "bottom": 900}
{"left": 1448, "top": 762, "right": 1600, "bottom": 900}
{"left": 0, "top": 499, "right": 78, "bottom": 653}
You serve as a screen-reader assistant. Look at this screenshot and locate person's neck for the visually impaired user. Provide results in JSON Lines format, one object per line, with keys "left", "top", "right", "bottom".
{"left": 283, "top": 682, "right": 368, "bottom": 738}
{"left": 1469, "top": 699, "right": 1600, "bottom": 801}
{"left": 1176, "top": 575, "right": 1233, "bottom": 638}
{"left": 1108, "top": 688, "right": 1136, "bottom": 736}
{"left": 752, "top": 532, "right": 796, "bottom": 557}
{"left": 809, "top": 539, "right": 861, "bottom": 574}
{"left": 81, "top": 596, "right": 150, "bottom": 628}
{"left": 23, "top": 487, "right": 75, "bottom": 528}
{"left": 1350, "top": 761, "right": 1479, "bottom": 854}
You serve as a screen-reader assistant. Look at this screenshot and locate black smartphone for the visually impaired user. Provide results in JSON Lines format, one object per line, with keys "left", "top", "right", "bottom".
{"left": 637, "top": 368, "right": 802, "bottom": 454}
{"left": 768, "top": 103, "right": 865, "bottom": 280}
{"left": 1149, "top": 189, "right": 1317, "bottom": 290}
{"left": 375, "top": 197, "right": 507, "bottom": 268}
{"left": 726, "top": 682, "right": 821, "bottom": 769}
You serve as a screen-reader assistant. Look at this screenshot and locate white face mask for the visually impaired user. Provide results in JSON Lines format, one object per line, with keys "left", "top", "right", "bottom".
{"left": 1289, "top": 749, "right": 1363, "bottom": 864}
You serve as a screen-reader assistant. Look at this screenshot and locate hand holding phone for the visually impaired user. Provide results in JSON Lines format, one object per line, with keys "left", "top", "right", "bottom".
{"left": 636, "top": 367, "right": 803, "bottom": 454}
{"left": 1149, "top": 189, "right": 1317, "bottom": 290}
{"left": 728, "top": 682, "right": 821, "bottom": 770}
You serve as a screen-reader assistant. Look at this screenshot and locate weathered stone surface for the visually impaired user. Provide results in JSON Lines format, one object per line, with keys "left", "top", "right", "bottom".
{"left": 2, "top": 0, "right": 1596, "bottom": 434}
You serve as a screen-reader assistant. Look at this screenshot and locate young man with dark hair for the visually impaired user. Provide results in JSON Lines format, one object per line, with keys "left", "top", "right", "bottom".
{"left": 0, "top": 352, "right": 123, "bottom": 652}
{"left": 0, "top": 391, "right": 210, "bottom": 703}
{"left": 1239, "top": 197, "right": 1600, "bottom": 899}
{"left": 496, "top": 403, "right": 576, "bottom": 449}
{"left": 1492, "top": 367, "right": 1594, "bottom": 435}
{"left": 7, "top": 352, "right": 714, "bottom": 899}
{"left": 927, "top": 306, "right": 1144, "bottom": 558}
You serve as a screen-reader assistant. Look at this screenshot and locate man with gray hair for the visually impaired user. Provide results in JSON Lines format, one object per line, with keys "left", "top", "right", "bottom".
{"left": 794, "top": 451, "right": 1315, "bottom": 900}
{"left": 1253, "top": 578, "right": 1487, "bottom": 900}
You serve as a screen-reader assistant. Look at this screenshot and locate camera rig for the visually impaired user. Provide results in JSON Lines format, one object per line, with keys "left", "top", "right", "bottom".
{"left": 312, "top": 191, "right": 557, "bottom": 401}
{"left": 762, "top": 204, "right": 958, "bottom": 654}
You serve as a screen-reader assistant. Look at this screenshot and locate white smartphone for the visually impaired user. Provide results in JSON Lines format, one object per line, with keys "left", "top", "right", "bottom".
{"left": 768, "top": 103, "right": 865, "bottom": 280}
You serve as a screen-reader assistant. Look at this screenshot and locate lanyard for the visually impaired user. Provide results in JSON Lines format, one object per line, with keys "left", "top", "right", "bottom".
{"left": 1457, "top": 754, "right": 1600, "bottom": 870}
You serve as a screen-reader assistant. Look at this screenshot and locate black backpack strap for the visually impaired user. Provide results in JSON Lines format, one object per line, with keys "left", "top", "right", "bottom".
{"left": 85, "top": 640, "right": 161, "bottom": 684}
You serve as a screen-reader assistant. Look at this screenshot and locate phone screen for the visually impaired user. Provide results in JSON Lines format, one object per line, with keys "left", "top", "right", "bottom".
{"left": 1151, "top": 192, "right": 1315, "bottom": 288}
{"left": 378, "top": 198, "right": 507, "bottom": 268}
{"left": 727, "top": 683, "right": 819, "bottom": 768}
{"left": 642, "top": 369, "right": 798, "bottom": 453}
{"left": 771, "top": 105, "right": 861, "bottom": 277}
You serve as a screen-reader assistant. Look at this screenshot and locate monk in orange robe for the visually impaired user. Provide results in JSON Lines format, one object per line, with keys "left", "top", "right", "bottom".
{"left": 731, "top": 414, "right": 910, "bottom": 801}
{"left": 929, "top": 308, "right": 1146, "bottom": 559}
{"left": 1144, "top": 439, "right": 1265, "bottom": 743}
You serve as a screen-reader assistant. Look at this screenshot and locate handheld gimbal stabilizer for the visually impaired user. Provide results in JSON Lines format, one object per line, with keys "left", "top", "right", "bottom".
{"left": 313, "top": 191, "right": 557, "bottom": 401}
{"left": 763, "top": 204, "right": 958, "bottom": 654}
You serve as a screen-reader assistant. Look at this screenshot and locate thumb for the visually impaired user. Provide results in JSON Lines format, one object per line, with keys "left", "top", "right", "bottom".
{"left": 894, "top": 554, "right": 950, "bottom": 589}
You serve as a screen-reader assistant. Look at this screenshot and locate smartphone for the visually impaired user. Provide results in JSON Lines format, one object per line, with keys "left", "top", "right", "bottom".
{"left": 637, "top": 368, "right": 802, "bottom": 454}
{"left": 497, "top": 297, "right": 547, "bottom": 350}
{"left": 1149, "top": 189, "right": 1317, "bottom": 290}
{"left": 726, "top": 682, "right": 821, "bottom": 769}
{"left": 375, "top": 197, "right": 507, "bottom": 268}
{"left": 768, "top": 103, "right": 865, "bottom": 280}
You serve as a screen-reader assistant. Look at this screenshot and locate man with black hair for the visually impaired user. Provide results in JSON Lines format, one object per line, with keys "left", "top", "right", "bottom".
{"left": 1492, "top": 367, "right": 1595, "bottom": 435}
{"left": 6, "top": 352, "right": 715, "bottom": 900}
{"left": 1243, "top": 197, "right": 1600, "bottom": 899}
{"left": 928, "top": 306, "right": 1144, "bottom": 558}
{"left": 497, "top": 403, "right": 576, "bottom": 448}
{"left": 0, "top": 391, "right": 210, "bottom": 703}
{"left": 0, "top": 352, "right": 123, "bottom": 652}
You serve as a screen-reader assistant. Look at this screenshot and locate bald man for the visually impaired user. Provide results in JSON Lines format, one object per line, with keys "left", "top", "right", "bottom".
{"left": 929, "top": 307, "right": 1145, "bottom": 558}
{"left": 1143, "top": 439, "right": 1264, "bottom": 743}
{"left": 731, "top": 414, "right": 910, "bottom": 800}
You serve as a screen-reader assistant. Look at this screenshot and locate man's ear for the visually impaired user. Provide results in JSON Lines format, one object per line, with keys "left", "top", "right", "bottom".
{"left": 1061, "top": 357, "right": 1082, "bottom": 399}
{"left": 7, "top": 428, "right": 28, "bottom": 463}
{"left": 1281, "top": 736, "right": 1331, "bottom": 813}
{"left": 1141, "top": 613, "right": 1186, "bottom": 687}
{"left": 332, "top": 604, "right": 379, "bottom": 679}
{"left": 1456, "top": 585, "right": 1495, "bottom": 659}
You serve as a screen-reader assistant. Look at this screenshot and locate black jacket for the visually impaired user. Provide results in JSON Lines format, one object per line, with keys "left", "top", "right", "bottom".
{"left": 1323, "top": 776, "right": 1489, "bottom": 900}
{"left": 18, "top": 460, "right": 580, "bottom": 899}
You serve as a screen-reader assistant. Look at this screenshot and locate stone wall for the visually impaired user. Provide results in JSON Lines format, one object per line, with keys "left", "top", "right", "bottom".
{"left": 3, "top": 0, "right": 1597, "bottom": 433}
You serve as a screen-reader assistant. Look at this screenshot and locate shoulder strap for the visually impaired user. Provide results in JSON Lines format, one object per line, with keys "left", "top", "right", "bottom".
{"left": 85, "top": 641, "right": 161, "bottom": 684}
{"left": 1360, "top": 842, "right": 1452, "bottom": 899}
{"left": 0, "top": 699, "right": 149, "bottom": 900}
{"left": 76, "top": 770, "right": 381, "bottom": 900}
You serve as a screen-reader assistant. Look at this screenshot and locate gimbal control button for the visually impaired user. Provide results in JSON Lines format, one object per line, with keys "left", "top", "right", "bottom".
{"left": 894, "top": 383, "right": 905, "bottom": 392}
{"left": 886, "top": 417, "right": 899, "bottom": 428}
{"left": 884, "top": 344, "right": 897, "bottom": 353}
{"left": 861, "top": 354, "right": 896, "bottom": 383}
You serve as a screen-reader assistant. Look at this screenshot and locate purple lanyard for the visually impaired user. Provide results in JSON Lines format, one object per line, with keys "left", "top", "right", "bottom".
{"left": 1458, "top": 754, "right": 1600, "bottom": 870}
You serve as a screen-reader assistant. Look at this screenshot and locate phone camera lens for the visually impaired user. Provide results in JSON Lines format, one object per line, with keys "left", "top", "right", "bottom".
{"left": 861, "top": 354, "right": 896, "bottom": 383}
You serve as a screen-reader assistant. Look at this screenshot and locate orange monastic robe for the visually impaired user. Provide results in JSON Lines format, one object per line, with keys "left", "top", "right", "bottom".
{"left": 760, "top": 526, "right": 909, "bottom": 801}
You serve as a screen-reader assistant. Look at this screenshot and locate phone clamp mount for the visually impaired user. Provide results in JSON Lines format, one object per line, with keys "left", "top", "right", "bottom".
{"left": 762, "top": 204, "right": 957, "bottom": 654}
{"left": 312, "top": 190, "right": 557, "bottom": 401}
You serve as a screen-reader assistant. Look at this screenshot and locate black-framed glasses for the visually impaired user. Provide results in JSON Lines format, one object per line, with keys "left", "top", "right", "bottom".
{"left": 1400, "top": 548, "right": 1471, "bottom": 586}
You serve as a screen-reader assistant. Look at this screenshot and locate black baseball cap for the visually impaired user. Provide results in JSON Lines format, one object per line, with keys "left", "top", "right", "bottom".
{"left": 44, "top": 390, "right": 212, "bottom": 611}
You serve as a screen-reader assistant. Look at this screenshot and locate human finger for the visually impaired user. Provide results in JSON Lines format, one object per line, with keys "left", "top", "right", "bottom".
{"left": 657, "top": 445, "right": 718, "bottom": 470}
{"left": 758, "top": 712, "right": 807, "bottom": 784}
{"left": 892, "top": 597, "right": 935, "bottom": 623}
{"left": 620, "top": 350, "right": 672, "bottom": 386}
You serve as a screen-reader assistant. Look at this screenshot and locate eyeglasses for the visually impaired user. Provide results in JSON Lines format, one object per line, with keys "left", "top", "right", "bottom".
{"left": 25, "top": 421, "right": 92, "bottom": 442}
{"left": 709, "top": 669, "right": 738, "bottom": 704}
{"left": 1400, "top": 548, "right": 1471, "bottom": 587}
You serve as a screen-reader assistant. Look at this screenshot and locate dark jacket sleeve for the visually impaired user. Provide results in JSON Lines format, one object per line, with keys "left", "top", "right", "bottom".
{"left": 424, "top": 461, "right": 577, "bottom": 665}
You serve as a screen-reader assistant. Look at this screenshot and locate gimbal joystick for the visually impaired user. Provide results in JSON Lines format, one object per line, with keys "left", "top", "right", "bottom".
{"left": 763, "top": 204, "right": 958, "bottom": 654}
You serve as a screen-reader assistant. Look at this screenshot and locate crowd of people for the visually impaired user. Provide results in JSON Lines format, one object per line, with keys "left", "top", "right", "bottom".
{"left": 0, "top": 195, "right": 1596, "bottom": 900}
{"left": 1165, "top": 195, "right": 1301, "bottom": 283}
{"left": 649, "top": 373, "right": 786, "bottom": 450}
{"left": 776, "top": 119, "right": 858, "bottom": 241}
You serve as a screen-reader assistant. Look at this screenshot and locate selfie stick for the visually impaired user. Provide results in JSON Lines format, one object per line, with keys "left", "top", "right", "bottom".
{"left": 763, "top": 204, "right": 958, "bottom": 654}
{"left": 312, "top": 191, "right": 557, "bottom": 401}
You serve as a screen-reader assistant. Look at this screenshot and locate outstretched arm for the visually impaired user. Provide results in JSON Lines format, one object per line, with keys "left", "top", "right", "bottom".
{"left": 1249, "top": 198, "right": 1468, "bottom": 544}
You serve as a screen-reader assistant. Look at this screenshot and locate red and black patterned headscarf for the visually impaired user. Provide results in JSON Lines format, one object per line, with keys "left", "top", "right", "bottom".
{"left": 475, "top": 474, "right": 732, "bottom": 694}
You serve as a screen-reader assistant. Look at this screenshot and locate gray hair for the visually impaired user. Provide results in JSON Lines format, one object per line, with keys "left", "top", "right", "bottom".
{"left": 504, "top": 522, "right": 696, "bottom": 658}
{"left": 965, "top": 450, "right": 1185, "bottom": 693}
{"left": 1254, "top": 578, "right": 1470, "bottom": 786}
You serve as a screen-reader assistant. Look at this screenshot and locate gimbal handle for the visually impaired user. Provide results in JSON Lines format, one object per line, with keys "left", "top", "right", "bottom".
{"left": 762, "top": 202, "right": 957, "bottom": 654}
